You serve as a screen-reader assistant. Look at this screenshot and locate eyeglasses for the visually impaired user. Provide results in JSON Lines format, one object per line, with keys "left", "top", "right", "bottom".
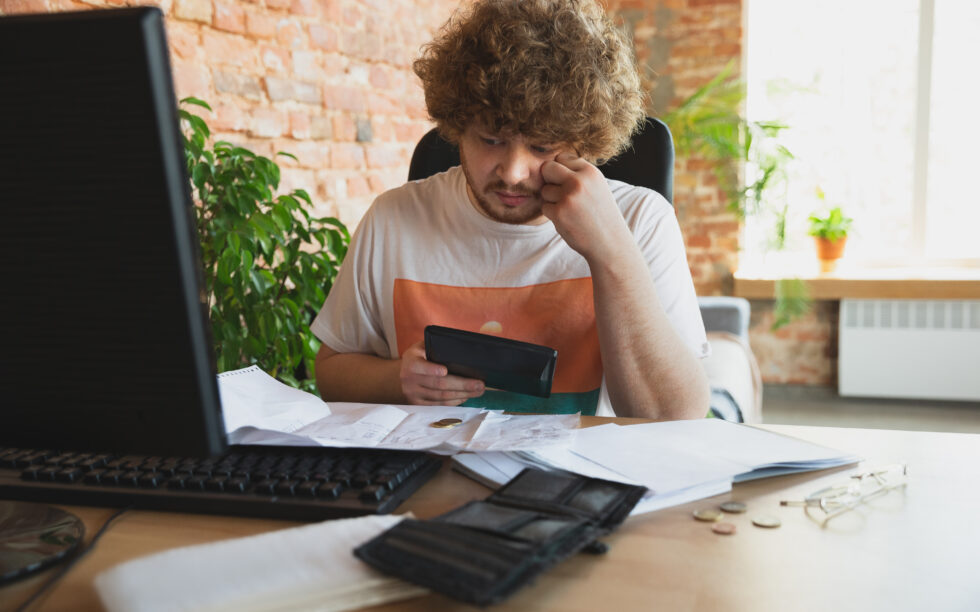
{"left": 780, "top": 463, "right": 908, "bottom": 526}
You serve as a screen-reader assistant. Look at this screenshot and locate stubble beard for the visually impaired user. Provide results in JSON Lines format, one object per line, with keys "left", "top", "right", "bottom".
{"left": 459, "top": 150, "right": 544, "bottom": 226}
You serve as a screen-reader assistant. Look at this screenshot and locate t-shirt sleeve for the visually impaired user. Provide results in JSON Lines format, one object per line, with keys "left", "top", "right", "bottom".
{"left": 627, "top": 190, "right": 711, "bottom": 360}
{"left": 309, "top": 206, "right": 393, "bottom": 358}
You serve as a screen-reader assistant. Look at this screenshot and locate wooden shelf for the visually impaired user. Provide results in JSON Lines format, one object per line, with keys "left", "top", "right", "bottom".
{"left": 733, "top": 266, "right": 980, "bottom": 300}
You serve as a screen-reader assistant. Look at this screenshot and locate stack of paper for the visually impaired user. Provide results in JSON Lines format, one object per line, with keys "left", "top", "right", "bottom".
{"left": 94, "top": 515, "right": 426, "bottom": 612}
{"left": 452, "top": 419, "right": 860, "bottom": 515}
{"left": 217, "top": 366, "right": 579, "bottom": 453}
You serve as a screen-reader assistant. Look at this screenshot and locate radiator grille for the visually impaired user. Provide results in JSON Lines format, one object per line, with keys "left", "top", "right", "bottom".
{"left": 839, "top": 299, "right": 980, "bottom": 402}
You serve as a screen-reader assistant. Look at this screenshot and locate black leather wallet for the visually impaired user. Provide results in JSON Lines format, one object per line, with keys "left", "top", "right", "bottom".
{"left": 424, "top": 325, "right": 558, "bottom": 398}
{"left": 354, "top": 468, "right": 647, "bottom": 606}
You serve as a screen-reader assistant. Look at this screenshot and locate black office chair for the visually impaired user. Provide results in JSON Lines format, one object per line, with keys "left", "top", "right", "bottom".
{"left": 407, "top": 117, "right": 675, "bottom": 204}
{"left": 406, "top": 117, "right": 760, "bottom": 423}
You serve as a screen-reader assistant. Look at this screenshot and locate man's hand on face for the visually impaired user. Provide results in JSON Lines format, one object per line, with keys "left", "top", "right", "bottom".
{"left": 539, "top": 153, "right": 633, "bottom": 263}
{"left": 399, "top": 341, "right": 485, "bottom": 406}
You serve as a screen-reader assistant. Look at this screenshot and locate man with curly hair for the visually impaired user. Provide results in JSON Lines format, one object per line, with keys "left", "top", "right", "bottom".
{"left": 311, "top": 0, "right": 710, "bottom": 420}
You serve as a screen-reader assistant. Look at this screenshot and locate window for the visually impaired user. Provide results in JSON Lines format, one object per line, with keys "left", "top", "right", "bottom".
{"left": 744, "top": 0, "right": 980, "bottom": 267}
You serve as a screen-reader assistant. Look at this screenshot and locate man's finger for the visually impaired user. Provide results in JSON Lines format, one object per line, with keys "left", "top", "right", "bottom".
{"left": 541, "top": 158, "right": 576, "bottom": 185}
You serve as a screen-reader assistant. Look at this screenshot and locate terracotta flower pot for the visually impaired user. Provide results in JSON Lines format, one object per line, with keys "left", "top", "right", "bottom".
{"left": 814, "top": 236, "right": 847, "bottom": 273}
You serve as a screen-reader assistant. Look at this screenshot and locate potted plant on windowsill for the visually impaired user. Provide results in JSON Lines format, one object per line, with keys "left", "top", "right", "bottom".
{"left": 807, "top": 205, "right": 853, "bottom": 274}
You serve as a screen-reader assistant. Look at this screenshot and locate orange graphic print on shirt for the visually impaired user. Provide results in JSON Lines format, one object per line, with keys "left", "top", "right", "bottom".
{"left": 392, "top": 278, "right": 602, "bottom": 394}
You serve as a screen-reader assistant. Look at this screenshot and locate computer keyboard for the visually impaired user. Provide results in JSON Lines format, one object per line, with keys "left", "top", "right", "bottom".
{"left": 0, "top": 445, "right": 442, "bottom": 521}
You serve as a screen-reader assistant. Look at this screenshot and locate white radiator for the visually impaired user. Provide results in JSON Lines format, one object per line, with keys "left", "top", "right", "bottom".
{"left": 838, "top": 299, "right": 980, "bottom": 402}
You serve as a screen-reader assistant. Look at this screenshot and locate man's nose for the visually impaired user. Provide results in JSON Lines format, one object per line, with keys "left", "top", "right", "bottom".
{"left": 495, "top": 145, "right": 535, "bottom": 186}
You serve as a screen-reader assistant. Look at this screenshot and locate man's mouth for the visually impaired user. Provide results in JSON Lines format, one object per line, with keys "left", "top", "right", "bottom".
{"left": 495, "top": 191, "right": 530, "bottom": 207}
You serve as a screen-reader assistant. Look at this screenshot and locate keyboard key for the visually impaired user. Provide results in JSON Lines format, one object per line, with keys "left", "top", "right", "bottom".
{"left": 56, "top": 467, "right": 84, "bottom": 483}
{"left": 224, "top": 477, "right": 248, "bottom": 493}
{"left": 253, "top": 479, "right": 278, "bottom": 495}
{"left": 360, "top": 485, "right": 388, "bottom": 502}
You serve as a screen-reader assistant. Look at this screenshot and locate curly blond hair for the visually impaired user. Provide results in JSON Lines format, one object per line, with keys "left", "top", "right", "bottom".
{"left": 413, "top": 0, "right": 645, "bottom": 161}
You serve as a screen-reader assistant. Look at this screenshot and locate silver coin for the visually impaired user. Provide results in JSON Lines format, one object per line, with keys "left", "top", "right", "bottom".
{"left": 720, "top": 501, "right": 747, "bottom": 514}
{"left": 752, "top": 515, "right": 782, "bottom": 529}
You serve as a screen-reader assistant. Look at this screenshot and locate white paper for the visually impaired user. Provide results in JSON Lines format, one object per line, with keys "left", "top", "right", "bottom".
{"left": 465, "top": 412, "right": 579, "bottom": 451}
{"left": 218, "top": 366, "right": 330, "bottom": 434}
{"left": 451, "top": 419, "right": 858, "bottom": 516}
{"left": 94, "top": 514, "right": 426, "bottom": 612}
{"left": 216, "top": 367, "right": 580, "bottom": 453}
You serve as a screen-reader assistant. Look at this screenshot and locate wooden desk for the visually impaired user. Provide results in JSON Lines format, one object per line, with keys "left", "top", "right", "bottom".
{"left": 3, "top": 423, "right": 979, "bottom": 612}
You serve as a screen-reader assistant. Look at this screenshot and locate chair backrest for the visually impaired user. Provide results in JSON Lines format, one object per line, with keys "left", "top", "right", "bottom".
{"left": 407, "top": 117, "right": 675, "bottom": 204}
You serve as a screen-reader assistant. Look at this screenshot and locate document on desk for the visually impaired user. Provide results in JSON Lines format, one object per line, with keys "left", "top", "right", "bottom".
{"left": 94, "top": 514, "right": 426, "bottom": 612}
{"left": 218, "top": 366, "right": 579, "bottom": 453}
{"left": 451, "top": 419, "right": 860, "bottom": 515}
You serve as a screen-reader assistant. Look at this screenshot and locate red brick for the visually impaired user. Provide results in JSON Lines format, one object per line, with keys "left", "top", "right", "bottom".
{"left": 202, "top": 30, "right": 258, "bottom": 67}
{"left": 249, "top": 108, "right": 287, "bottom": 138}
{"left": 331, "top": 143, "right": 365, "bottom": 169}
{"left": 288, "top": 141, "right": 330, "bottom": 167}
{"left": 322, "top": 85, "right": 367, "bottom": 113}
{"left": 260, "top": 45, "right": 291, "bottom": 72}
{"left": 310, "top": 116, "right": 332, "bottom": 140}
{"left": 347, "top": 175, "right": 371, "bottom": 198}
{"left": 167, "top": 21, "right": 200, "bottom": 60}
{"left": 318, "top": 0, "right": 342, "bottom": 22}
{"left": 174, "top": 0, "right": 211, "bottom": 23}
{"left": 210, "top": 103, "right": 248, "bottom": 132}
{"left": 277, "top": 19, "right": 304, "bottom": 49}
{"left": 245, "top": 10, "right": 277, "bottom": 39}
{"left": 265, "top": 76, "right": 321, "bottom": 104}
{"left": 367, "top": 174, "right": 387, "bottom": 194}
{"left": 213, "top": 70, "right": 263, "bottom": 99}
{"left": 332, "top": 115, "right": 357, "bottom": 141}
{"left": 368, "top": 94, "right": 401, "bottom": 116}
{"left": 213, "top": 1, "right": 245, "bottom": 33}
{"left": 364, "top": 144, "right": 404, "bottom": 169}
{"left": 289, "top": 111, "right": 311, "bottom": 139}
{"left": 289, "top": 0, "right": 315, "bottom": 16}
{"left": 171, "top": 58, "right": 211, "bottom": 99}
{"left": 309, "top": 24, "right": 339, "bottom": 52}
{"left": 686, "top": 234, "right": 711, "bottom": 248}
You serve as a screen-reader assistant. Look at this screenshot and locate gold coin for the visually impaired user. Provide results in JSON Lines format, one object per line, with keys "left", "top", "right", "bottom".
{"left": 720, "top": 501, "right": 747, "bottom": 514}
{"left": 693, "top": 508, "right": 723, "bottom": 522}
{"left": 752, "top": 515, "right": 782, "bottom": 529}
{"left": 429, "top": 418, "right": 463, "bottom": 429}
{"left": 712, "top": 522, "right": 737, "bottom": 535}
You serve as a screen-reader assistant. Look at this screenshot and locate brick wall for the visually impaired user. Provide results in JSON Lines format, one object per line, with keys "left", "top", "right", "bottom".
{"left": 0, "top": 0, "right": 461, "bottom": 227}
{"left": 608, "top": 0, "right": 742, "bottom": 298}
{"left": 1, "top": 0, "right": 834, "bottom": 387}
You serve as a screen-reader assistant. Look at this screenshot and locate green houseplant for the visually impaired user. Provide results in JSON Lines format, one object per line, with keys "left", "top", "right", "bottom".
{"left": 180, "top": 98, "right": 349, "bottom": 392}
{"left": 663, "top": 63, "right": 807, "bottom": 329}
{"left": 807, "top": 205, "right": 853, "bottom": 273}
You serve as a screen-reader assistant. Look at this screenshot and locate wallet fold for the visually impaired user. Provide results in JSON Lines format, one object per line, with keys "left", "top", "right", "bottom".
{"left": 354, "top": 467, "right": 647, "bottom": 606}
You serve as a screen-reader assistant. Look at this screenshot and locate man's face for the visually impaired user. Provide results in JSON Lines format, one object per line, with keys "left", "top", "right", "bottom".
{"left": 458, "top": 124, "right": 571, "bottom": 225}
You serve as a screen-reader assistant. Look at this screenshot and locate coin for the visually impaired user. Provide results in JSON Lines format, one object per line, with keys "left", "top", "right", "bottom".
{"left": 720, "top": 501, "right": 747, "bottom": 514}
{"left": 752, "top": 515, "right": 782, "bottom": 529}
{"left": 712, "top": 522, "right": 737, "bottom": 535}
{"left": 429, "top": 418, "right": 463, "bottom": 429}
{"left": 693, "top": 508, "right": 723, "bottom": 522}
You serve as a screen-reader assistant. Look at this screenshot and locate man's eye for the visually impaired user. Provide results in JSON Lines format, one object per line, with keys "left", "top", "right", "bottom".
{"left": 531, "top": 145, "right": 555, "bottom": 154}
{"left": 481, "top": 137, "right": 503, "bottom": 146}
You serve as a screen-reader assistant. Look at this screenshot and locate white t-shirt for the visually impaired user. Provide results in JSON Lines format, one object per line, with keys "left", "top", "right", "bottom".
{"left": 311, "top": 166, "right": 709, "bottom": 416}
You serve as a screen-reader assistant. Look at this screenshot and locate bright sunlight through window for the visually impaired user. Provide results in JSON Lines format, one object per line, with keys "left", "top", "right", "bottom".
{"left": 744, "top": 0, "right": 980, "bottom": 268}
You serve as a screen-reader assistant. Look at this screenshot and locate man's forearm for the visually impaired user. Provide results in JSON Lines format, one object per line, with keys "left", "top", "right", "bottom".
{"left": 315, "top": 351, "right": 406, "bottom": 403}
{"left": 589, "top": 245, "right": 710, "bottom": 420}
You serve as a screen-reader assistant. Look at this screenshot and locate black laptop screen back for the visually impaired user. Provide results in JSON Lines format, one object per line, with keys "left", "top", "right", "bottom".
{"left": 0, "top": 8, "right": 226, "bottom": 457}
